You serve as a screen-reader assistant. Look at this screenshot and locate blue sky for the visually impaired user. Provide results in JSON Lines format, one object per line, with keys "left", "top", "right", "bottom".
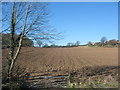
{"left": 48, "top": 2, "right": 118, "bottom": 45}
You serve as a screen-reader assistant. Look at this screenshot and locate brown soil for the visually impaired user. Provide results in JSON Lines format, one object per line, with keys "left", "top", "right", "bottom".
{"left": 2, "top": 47, "right": 119, "bottom": 88}
{"left": 2, "top": 47, "right": 118, "bottom": 73}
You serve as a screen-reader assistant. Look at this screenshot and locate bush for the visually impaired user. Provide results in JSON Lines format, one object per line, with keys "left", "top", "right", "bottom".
{"left": 2, "top": 33, "right": 34, "bottom": 49}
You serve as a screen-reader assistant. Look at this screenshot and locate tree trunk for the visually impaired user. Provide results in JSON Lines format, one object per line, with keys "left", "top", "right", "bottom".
{"left": 7, "top": 2, "right": 15, "bottom": 83}
{"left": 7, "top": 2, "right": 28, "bottom": 84}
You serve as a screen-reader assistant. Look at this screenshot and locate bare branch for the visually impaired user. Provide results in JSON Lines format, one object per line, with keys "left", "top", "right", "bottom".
{"left": 2, "top": 2, "right": 62, "bottom": 86}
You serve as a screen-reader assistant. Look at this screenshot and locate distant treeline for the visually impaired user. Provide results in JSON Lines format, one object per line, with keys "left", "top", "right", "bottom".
{"left": 42, "top": 41, "right": 81, "bottom": 48}
{"left": 42, "top": 37, "right": 119, "bottom": 48}
{"left": 87, "top": 37, "right": 119, "bottom": 47}
{"left": 2, "top": 33, "right": 34, "bottom": 49}
{"left": 2, "top": 34, "right": 119, "bottom": 49}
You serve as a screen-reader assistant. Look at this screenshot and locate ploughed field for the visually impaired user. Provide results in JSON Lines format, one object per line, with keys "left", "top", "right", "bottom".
{"left": 2, "top": 47, "right": 118, "bottom": 88}
{"left": 3, "top": 47, "right": 118, "bottom": 72}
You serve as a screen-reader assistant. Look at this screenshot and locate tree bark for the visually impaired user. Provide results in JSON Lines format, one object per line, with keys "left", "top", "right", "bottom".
{"left": 7, "top": 3, "right": 29, "bottom": 84}
{"left": 8, "top": 2, "right": 15, "bottom": 82}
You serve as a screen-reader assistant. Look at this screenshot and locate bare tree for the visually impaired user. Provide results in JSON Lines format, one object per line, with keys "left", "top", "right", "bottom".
{"left": 87, "top": 41, "right": 92, "bottom": 46}
{"left": 2, "top": 2, "right": 61, "bottom": 85}
{"left": 100, "top": 36, "right": 107, "bottom": 46}
{"left": 43, "top": 43, "right": 49, "bottom": 48}
{"left": 75, "top": 41, "right": 80, "bottom": 46}
{"left": 67, "top": 42, "right": 73, "bottom": 47}
{"left": 37, "top": 40, "right": 43, "bottom": 47}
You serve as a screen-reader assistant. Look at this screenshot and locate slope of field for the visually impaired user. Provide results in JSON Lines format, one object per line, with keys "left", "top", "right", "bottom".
{"left": 2, "top": 47, "right": 118, "bottom": 73}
